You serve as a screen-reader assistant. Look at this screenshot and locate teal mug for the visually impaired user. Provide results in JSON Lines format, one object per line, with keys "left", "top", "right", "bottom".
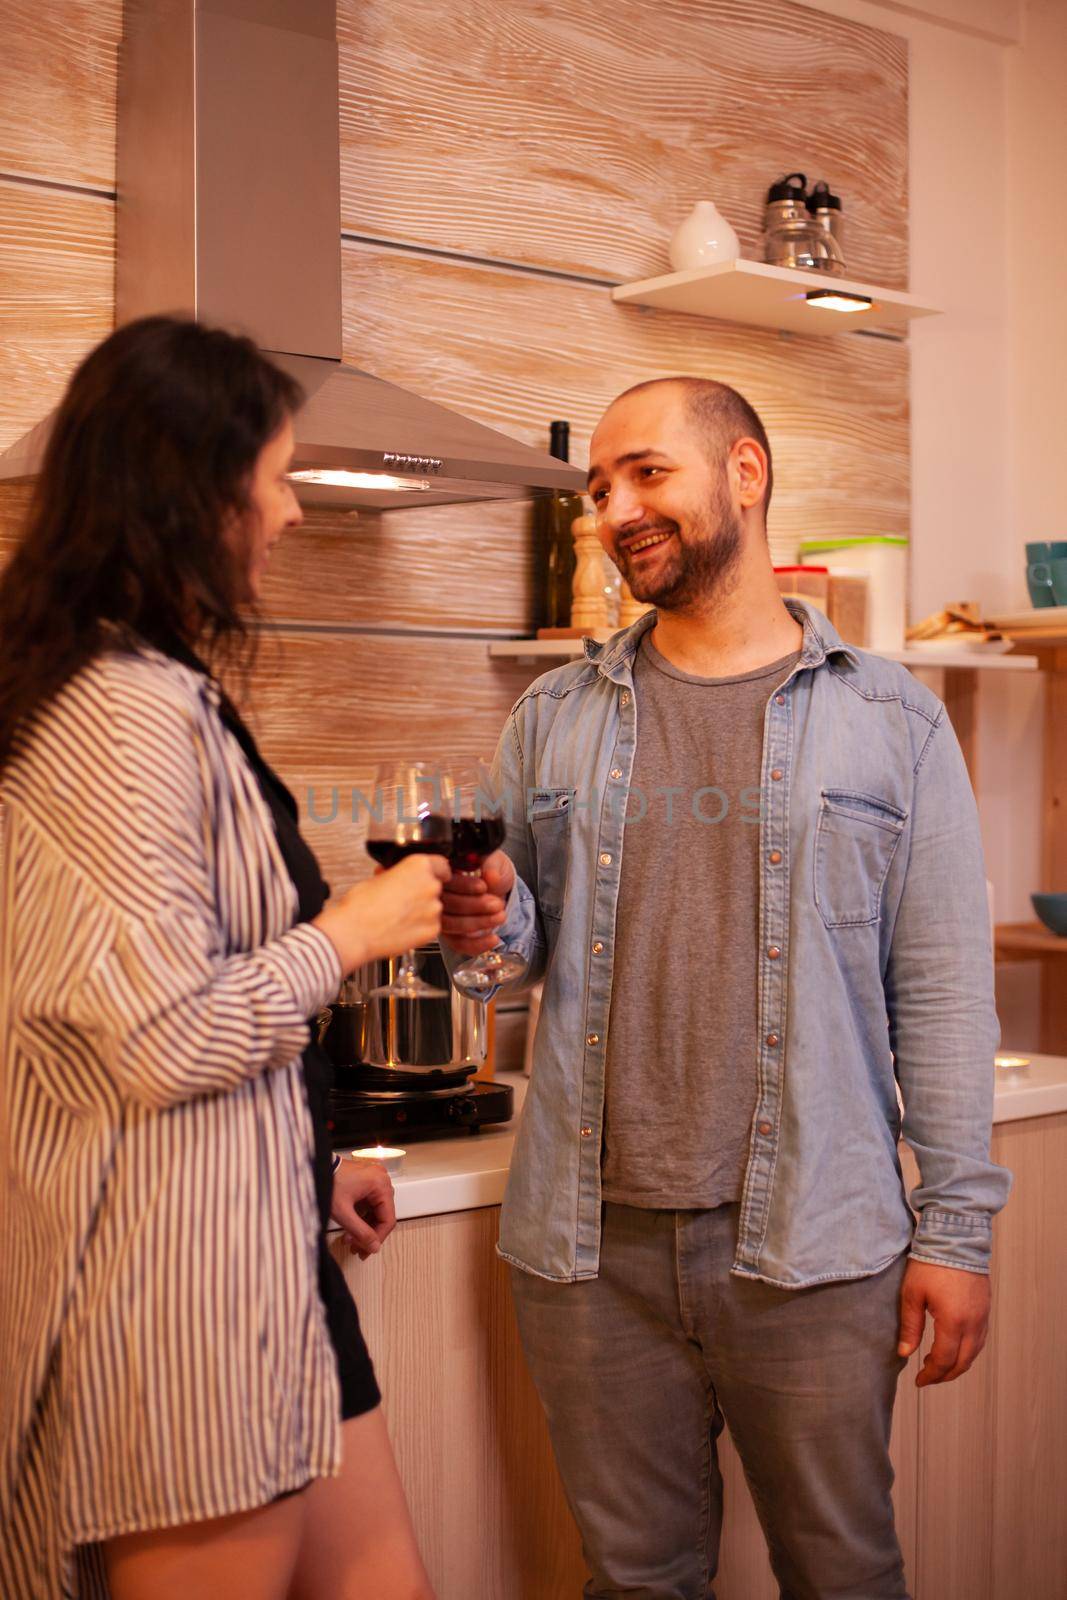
{"left": 1026, "top": 541, "right": 1067, "bottom": 607}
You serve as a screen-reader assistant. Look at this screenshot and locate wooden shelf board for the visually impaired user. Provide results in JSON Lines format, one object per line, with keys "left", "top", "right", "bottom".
{"left": 988, "top": 607, "right": 1067, "bottom": 650}
{"left": 1004, "top": 630, "right": 1067, "bottom": 649}
{"left": 488, "top": 638, "right": 594, "bottom": 660}
{"left": 883, "top": 649, "right": 1036, "bottom": 671}
{"left": 611, "top": 258, "right": 940, "bottom": 337}
{"left": 995, "top": 921, "right": 1067, "bottom": 959}
{"left": 991, "top": 603, "right": 1067, "bottom": 625}
{"left": 489, "top": 639, "right": 1038, "bottom": 670}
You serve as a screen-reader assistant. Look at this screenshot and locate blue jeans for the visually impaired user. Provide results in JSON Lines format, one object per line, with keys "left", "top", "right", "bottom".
{"left": 511, "top": 1203, "right": 910, "bottom": 1600}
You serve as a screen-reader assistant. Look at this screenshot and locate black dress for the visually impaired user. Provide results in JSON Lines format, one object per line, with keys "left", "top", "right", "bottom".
{"left": 167, "top": 642, "right": 380, "bottom": 1421}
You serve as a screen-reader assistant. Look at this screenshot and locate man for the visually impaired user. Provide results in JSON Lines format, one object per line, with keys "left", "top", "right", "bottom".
{"left": 441, "top": 377, "right": 1010, "bottom": 1600}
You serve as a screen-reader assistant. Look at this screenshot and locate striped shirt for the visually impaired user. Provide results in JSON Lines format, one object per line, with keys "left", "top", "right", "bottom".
{"left": 0, "top": 640, "right": 344, "bottom": 1598}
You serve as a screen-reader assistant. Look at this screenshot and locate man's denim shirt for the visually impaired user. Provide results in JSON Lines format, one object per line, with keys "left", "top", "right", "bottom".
{"left": 476, "top": 601, "right": 1011, "bottom": 1288}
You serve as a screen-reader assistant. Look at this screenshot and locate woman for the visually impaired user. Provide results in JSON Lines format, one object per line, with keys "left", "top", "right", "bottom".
{"left": 0, "top": 317, "right": 445, "bottom": 1599}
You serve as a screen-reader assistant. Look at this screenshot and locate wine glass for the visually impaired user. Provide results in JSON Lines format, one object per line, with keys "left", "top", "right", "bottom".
{"left": 446, "top": 760, "right": 527, "bottom": 998}
{"left": 365, "top": 760, "right": 453, "bottom": 999}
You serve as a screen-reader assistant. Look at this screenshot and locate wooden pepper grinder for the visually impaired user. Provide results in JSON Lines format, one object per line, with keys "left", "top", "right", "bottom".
{"left": 569, "top": 513, "right": 610, "bottom": 631}
{"left": 618, "top": 578, "right": 653, "bottom": 628}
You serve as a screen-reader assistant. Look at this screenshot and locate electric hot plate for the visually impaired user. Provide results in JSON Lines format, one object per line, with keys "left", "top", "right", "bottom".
{"left": 327, "top": 1062, "right": 514, "bottom": 1146}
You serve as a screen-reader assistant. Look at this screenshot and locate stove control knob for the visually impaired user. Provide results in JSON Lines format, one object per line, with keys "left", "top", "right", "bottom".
{"left": 450, "top": 1095, "right": 479, "bottom": 1123}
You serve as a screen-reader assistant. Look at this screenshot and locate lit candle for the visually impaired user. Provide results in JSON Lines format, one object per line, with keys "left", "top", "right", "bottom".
{"left": 346, "top": 1144, "right": 406, "bottom": 1176}
{"left": 994, "top": 1054, "right": 1031, "bottom": 1070}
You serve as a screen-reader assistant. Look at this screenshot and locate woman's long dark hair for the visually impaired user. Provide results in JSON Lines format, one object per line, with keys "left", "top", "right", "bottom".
{"left": 0, "top": 315, "right": 303, "bottom": 771}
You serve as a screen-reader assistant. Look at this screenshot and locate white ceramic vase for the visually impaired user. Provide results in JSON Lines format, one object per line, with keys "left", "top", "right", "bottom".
{"left": 668, "top": 200, "right": 741, "bottom": 271}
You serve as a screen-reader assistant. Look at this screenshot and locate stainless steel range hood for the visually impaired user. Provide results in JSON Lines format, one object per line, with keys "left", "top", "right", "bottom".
{"left": 0, "top": 0, "right": 583, "bottom": 512}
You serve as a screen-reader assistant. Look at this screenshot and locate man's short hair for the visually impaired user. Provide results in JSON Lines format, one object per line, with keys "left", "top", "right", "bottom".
{"left": 615, "top": 376, "right": 773, "bottom": 517}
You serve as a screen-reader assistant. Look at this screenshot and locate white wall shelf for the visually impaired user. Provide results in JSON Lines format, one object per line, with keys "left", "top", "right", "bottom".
{"left": 991, "top": 605, "right": 1067, "bottom": 634}
{"left": 611, "top": 258, "right": 940, "bottom": 337}
{"left": 488, "top": 639, "right": 1038, "bottom": 671}
{"left": 489, "top": 638, "right": 604, "bottom": 660}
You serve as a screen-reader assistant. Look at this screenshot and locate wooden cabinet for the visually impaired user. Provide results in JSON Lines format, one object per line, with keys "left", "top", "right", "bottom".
{"left": 337, "top": 1205, "right": 586, "bottom": 1597}
{"left": 336, "top": 1109, "right": 1067, "bottom": 1600}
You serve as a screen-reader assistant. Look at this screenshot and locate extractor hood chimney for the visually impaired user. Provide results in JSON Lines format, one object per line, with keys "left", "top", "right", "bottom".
{"left": 0, "top": 0, "right": 584, "bottom": 512}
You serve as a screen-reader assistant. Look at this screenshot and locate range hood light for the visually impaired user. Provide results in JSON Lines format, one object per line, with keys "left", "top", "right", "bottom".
{"left": 805, "top": 290, "right": 874, "bottom": 314}
{"left": 288, "top": 468, "right": 435, "bottom": 493}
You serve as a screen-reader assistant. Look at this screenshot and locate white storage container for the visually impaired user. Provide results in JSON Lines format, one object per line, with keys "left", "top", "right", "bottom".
{"left": 799, "top": 536, "right": 908, "bottom": 651}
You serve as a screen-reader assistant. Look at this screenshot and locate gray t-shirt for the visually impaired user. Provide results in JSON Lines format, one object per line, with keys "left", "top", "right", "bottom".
{"left": 601, "top": 634, "right": 800, "bottom": 1210}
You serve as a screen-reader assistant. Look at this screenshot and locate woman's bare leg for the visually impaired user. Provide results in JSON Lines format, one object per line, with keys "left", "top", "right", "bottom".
{"left": 102, "top": 1408, "right": 430, "bottom": 1600}
{"left": 287, "top": 1407, "right": 435, "bottom": 1600}
{"left": 103, "top": 1492, "right": 305, "bottom": 1600}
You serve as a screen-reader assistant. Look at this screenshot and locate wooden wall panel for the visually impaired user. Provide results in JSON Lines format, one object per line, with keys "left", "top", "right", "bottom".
{"left": 238, "top": 632, "right": 539, "bottom": 890}
{"left": 0, "top": 0, "right": 910, "bottom": 289}
{"left": 340, "top": 239, "right": 909, "bottom": 564}
{"left": 0, "top": 181, "right": 114, "bottom": 451}
{"left": 1, "top": 486, "right": 536, "bottom": 638}
{"left": 0, "top": 2, "right": 909, "bottom": 574}
{"left": 261, "top": 499, "right": 535, "bottom": 633}
{"left": 0, "top": 0, "right": 121, "bottom": 189}
{"left": 338, "top": 0, "right": 909, "bottom": 291}
{"left": 0, "top": 483, "right": 32, "bottom": 574}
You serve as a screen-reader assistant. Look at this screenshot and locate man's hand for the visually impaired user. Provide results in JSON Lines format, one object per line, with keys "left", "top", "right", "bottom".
{"left": 330, "top": 1159, "right": 397, "bottom": 1259}
{"left": 441, "top": 849, "right": 516, "bottom": 957}
{"left": 897, "top": 1259, "right": 991, "bottom": 1386}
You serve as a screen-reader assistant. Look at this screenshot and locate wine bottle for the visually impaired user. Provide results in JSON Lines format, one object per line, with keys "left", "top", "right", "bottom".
{"left": 532, "top": 419, "right": 584, "bottom": 631}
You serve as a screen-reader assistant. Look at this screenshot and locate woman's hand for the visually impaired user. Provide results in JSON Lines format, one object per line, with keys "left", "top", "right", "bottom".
{"left": 313, "top": 854, "right": 451, "bottom": 975}
{"left": 330, "top": 1159, "right": 397, "bottom": 1258}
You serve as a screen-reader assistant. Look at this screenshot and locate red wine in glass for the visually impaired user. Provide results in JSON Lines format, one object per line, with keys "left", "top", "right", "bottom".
{"left": 364, "top": 762, "right": 452, "bottom": 999}
{"left": 444, "top": 761, "right": 526, "bottom": 997}
{"left": 449, "top": 815, "right": 506, "bottom": 874}
{"left": 366, "top": 815, "right": 454, "bottom": 870}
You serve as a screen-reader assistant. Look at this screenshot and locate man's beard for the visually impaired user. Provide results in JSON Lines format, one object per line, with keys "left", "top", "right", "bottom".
{"left": 616, "top": 487, "right": 743, "bottom": 613}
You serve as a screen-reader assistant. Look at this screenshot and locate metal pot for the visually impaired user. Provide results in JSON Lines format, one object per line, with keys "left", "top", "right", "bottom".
{"left": 319, "top": 944, "right": 488, "bottom": 1077}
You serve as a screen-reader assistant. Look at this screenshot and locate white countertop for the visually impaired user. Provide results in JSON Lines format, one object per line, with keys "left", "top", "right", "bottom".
{"left": 338, "top": 1057, "right": 1067, "bottom": 1223}
{"left": 380, "top": 1072, "right": 524, "bottom": 1221}
{"left": 990, "top": 1051, "right": 1067, "bottom": 1123}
